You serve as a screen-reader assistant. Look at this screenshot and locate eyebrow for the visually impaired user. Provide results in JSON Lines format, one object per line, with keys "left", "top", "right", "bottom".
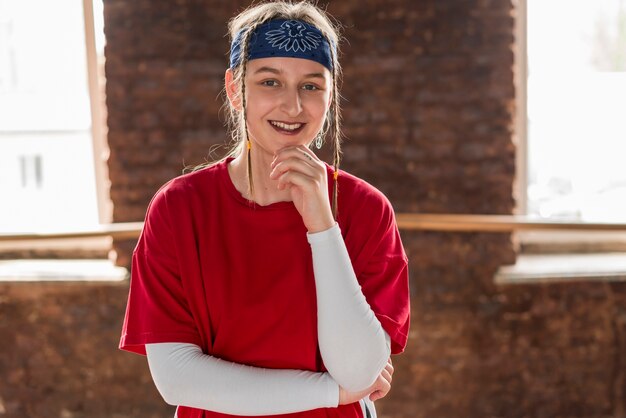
{"left": 253, "top": 66, "right": 326, "bottom": 79}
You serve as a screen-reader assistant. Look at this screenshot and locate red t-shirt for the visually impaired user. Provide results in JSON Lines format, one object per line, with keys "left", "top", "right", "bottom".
{"left": 119, "top": 157, "right": 410, "bottom": 418}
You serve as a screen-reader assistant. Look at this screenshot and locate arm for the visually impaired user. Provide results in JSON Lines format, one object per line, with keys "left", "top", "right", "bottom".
{"left": 307, "top": 223, "right": 391, "bottom": 392}
{"left": 270, "top": 147, "right": 409, "bottom": 390}
{"left": 145, "top": 228, "right": 392, "bottom": 413}
{"left": 146, "top": 342, "right": 339, "bottom": 416}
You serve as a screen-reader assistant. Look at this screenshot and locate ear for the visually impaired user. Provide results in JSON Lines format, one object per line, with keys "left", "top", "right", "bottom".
{"left": 225, "top": 68, "right": 242, "bottom": 111}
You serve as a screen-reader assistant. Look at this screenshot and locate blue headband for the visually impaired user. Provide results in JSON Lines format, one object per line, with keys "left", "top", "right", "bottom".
{"left": 230, "top": 19, "right": 334, "bottom": 71}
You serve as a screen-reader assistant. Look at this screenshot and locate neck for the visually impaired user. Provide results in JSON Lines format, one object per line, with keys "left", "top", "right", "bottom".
{"left": 228, "top": 146, "right": 292, "bottom": 206}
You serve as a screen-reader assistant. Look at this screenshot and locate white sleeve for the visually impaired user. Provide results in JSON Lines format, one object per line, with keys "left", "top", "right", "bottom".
{"left": 307, "top": 223, "right": 392, "bottom": 392}
{"left": 145, "top": 342, "right": 339, "bottom": 415}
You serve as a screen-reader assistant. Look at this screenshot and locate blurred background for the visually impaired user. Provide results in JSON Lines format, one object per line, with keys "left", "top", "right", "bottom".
{"left": 0, "top": 0, "right": 625, "bottom": 417}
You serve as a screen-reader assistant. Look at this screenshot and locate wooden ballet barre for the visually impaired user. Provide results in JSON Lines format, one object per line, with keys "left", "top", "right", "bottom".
{"left": 395, "top": 214, "right": 626, "bottom": 232}
{"left": 0, "top": 222, "right": 144, "bottom": 242}
{"left": 1, "top": 215, "right": 626, "bottom": 242}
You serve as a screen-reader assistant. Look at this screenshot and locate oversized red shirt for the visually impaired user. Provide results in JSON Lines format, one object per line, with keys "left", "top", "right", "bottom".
{"left": 120, "top": 157, "right": 410, "bottom": 418}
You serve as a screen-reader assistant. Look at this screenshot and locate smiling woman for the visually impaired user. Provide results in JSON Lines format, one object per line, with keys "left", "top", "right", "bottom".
{"left": 224, "top": 14, "right": 341, "bottom": 212}
{"left": 118, "top": 2, "right": 410, "bottom": 418}
{"left": 224, "top": 57, "right": 333, "bottom": 210}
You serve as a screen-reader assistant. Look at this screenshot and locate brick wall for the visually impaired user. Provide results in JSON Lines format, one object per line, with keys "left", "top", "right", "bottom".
{"left": 0, "top": 281, "right": 173, "bottom": 417}
{"left": 1, "top": 280, "right": 624, "bottom": 417}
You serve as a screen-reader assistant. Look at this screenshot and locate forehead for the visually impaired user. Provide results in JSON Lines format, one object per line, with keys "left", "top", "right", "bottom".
{"left": 247, "top": 57, "right": 330, "bottom": 79}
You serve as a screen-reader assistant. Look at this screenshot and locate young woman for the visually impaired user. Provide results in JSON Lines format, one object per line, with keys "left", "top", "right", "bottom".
{"left": 119, "top": 2, "right": 410, "bottom": 418}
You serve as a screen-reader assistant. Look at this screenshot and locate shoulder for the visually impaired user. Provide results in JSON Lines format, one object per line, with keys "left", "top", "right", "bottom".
{"left": 330, "top": 166, "right": 407, "bottom": 262}
{"left": 145, "top": 161, "right": 224, "bottom": 218}
{"left": 153, "top": 162, "right": 223, "bottom": 202}
{"left": 331, "top": 166, "right": 395, "bottom": 222}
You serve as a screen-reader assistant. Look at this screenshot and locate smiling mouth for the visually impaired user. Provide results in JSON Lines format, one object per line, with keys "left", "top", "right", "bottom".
{"left": 269, "top": 120, "right": 306, "bottom": 134}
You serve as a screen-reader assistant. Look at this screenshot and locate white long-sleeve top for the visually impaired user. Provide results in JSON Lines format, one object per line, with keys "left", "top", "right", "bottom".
{"left": 307, "top": 223, "right": 391, "bottom": 391}
{"left": 146, "top": 223, "right": 390, "bottom": 414}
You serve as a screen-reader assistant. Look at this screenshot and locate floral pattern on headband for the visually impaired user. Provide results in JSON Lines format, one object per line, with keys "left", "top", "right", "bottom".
{"left": 265, "top": 20, "right": 322, "bottom": 53}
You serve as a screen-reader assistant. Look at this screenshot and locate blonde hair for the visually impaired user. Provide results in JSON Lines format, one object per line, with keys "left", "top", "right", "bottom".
{"left": 197, "top": 1, "right": 344, "bottom": 218}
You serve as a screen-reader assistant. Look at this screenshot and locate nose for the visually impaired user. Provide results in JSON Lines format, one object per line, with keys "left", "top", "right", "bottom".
{"left": 280, "top": 87, "right": 303, "bottom": 117}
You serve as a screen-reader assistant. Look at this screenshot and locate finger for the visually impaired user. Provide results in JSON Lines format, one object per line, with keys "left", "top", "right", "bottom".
{"left": 271, "top": 153, "right": 320, "bottom": 181}
{"left": 385, "top": 361, "right": 394, "bottom": 375}
{"left": 369, "top": 383, "right": 390, "bottom": 401}
{"left": 373, "top": 373, "right": 391, "bottom": 392}
{"left": 374, "top": 386, "right": 390, "bottom": 401}
{"left": 276, "top": 170, "right": 318, "bottom": 191}
{"left": 369, "top": 390, "right": 382, "bottom": 402}
{"left": 270, "top": 157, "right": 318, "bottom": 181}
{"left": 381, "top": 368, "right": 392, "bottom": 384}
{"left": 297, "top": 145, "right": 322, "bottom": 161}
{"left": 273, "top": 146, "right": 323, "bottom": 169}
{"left": 275, "top": 144, "right": 321, "bottom": 160}
{"left": 381, "top": 374, "right": 391, "bottom": 391}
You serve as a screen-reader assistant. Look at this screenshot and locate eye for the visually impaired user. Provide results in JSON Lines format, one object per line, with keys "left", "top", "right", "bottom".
{"left": 261, "top": 79, "right": 279, "bottom": 87}
{"left": 302, "top": 84, "right": 320, "bottom": 91}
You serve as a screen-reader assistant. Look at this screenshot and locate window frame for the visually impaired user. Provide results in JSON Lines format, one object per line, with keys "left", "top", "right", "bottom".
{"left": 82, "top": 0, "right": 112, "bottom": 226}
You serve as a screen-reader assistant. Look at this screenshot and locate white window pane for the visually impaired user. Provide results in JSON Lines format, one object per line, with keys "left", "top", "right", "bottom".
{"left": 0, "top": 0, "right": 91, "bottom": 131}
{"left": 0, "top": 0, "right": 100, "bottom": 232}
{"left": 527, "top": 0, "right": 626, "bottom": 222}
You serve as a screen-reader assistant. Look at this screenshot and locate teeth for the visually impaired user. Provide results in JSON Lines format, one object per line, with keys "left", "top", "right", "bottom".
{"left": 271, "top": 121, "right": 302, "bottom": 131}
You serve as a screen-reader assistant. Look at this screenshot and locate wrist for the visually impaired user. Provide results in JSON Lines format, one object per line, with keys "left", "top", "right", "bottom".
{"left": 338, "top": 385, "right": 345, "bottom": 405}
{"left": 307, "top": 217, "right": 336, "bottom": 234}
{"left": 307, "top": 222, "right": 335, "bottom": 234}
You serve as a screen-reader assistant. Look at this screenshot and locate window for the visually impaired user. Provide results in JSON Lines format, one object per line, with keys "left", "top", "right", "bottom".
{"left": 0, "top": 0, "right": 108, "bottom": 233}
{"left": 516, "top": 0, "right": 626, "bottom": 249}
